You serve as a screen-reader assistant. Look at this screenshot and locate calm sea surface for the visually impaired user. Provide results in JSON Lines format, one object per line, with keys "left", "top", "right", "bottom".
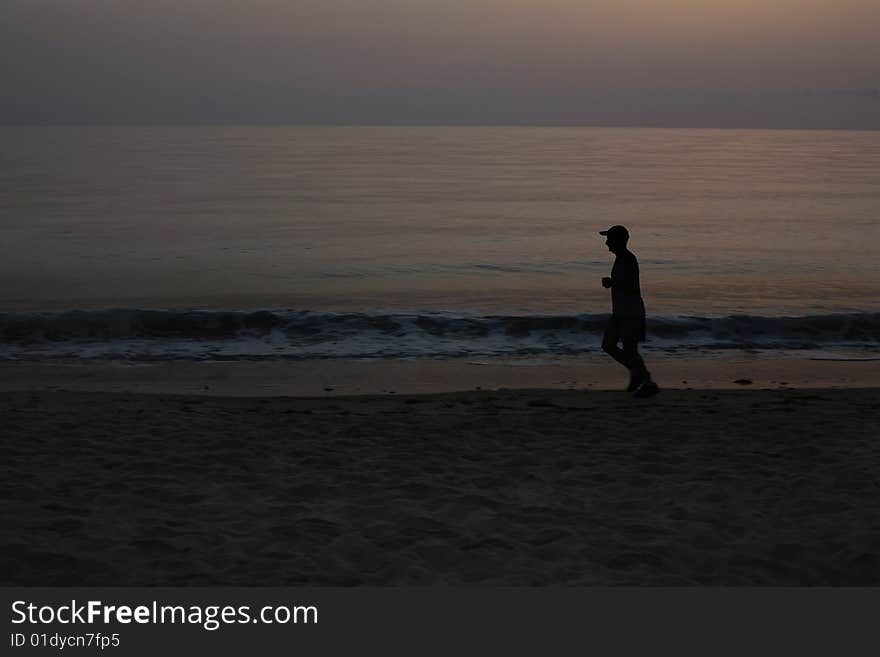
{"left": 2, "top": 126, "right": 879, "bottom": 315}
{"left": 1, "top": 126, "right": 879, "bottom": 362}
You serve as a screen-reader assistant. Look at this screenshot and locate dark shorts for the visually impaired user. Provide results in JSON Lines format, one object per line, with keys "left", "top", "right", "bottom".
{"left": 604, "top": 314, "right": 646, "bottom": 344}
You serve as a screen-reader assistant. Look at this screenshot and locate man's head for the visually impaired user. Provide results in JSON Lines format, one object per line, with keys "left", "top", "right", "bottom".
{"left": 599, "top": 225, "right": 629, "bottom": 253}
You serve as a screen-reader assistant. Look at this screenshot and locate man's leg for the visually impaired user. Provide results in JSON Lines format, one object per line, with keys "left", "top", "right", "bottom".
{"left": 621, "top": 339, "right": 649, "bottom": 382}
{"left": 624, "top": 339, "right": 659, "bottom": 396}
{"left": 601, "top": 320, "right": 628, "bottom": 368}
{"left": 603, "top": 321, "right": 646, "bottom": 391}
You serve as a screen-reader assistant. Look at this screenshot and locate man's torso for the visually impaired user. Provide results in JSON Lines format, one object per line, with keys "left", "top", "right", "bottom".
{"left": 611, "top": 250, "right": 645, "bottom": 318}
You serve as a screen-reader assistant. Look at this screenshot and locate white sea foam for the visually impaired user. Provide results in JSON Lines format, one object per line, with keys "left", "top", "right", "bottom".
{"left": 1, "top": 309, "right": 878, "bottom": 361}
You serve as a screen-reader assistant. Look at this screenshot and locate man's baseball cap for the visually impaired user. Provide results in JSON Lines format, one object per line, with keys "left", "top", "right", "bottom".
{"left": 599, "top": 225, "right": 629, "bottom": 240}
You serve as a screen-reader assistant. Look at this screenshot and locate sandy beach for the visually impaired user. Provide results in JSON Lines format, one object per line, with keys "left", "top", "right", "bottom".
{"left": 3, "top": 383, "right": 879, "bottom": 585}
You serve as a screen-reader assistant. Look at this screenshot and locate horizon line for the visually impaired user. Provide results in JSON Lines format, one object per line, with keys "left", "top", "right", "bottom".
{"left": 2, "top": 122, "right": 879, "bottom": 133}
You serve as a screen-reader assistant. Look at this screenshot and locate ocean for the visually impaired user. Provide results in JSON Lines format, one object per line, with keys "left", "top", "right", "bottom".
{"left": 2, "top": 126, "right": 879, "bottom": 361}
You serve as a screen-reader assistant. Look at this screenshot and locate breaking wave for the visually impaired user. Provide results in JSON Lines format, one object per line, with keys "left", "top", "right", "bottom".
{"left": 1, "top": 309, "right": 878, "bottom": 361}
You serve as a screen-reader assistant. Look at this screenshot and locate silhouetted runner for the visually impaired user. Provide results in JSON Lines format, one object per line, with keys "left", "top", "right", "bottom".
{"left": 599, "top": 225, "right": 659, "bottom": 397}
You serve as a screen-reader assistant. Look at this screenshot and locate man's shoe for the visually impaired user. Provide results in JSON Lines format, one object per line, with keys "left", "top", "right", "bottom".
{"left": 633, "top": 380, "right": 660, "bottom": 398}
{"left": 626, "top": 374, "right": 643, "bottom": 392}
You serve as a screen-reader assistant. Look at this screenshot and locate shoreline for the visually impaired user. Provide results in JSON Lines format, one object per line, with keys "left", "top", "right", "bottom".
{"left": 1, "top": 351, "right": 879, "bottom": 397}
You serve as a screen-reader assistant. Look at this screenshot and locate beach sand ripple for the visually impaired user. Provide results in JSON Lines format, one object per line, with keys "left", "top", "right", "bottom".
{"left": 2, "top": 389, "right": 879, "bottom": 585}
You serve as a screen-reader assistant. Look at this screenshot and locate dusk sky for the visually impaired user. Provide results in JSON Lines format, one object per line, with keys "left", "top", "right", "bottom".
{"left": 3, "top": 0, "right": 879, "bottom": 128}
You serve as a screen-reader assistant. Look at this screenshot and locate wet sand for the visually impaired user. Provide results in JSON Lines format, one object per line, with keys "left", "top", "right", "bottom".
{"left": 2, "top": 386, "right": 879, "bottom": 585}
{"left": 1, "top": 351, "right": 879, "bottom": 398}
